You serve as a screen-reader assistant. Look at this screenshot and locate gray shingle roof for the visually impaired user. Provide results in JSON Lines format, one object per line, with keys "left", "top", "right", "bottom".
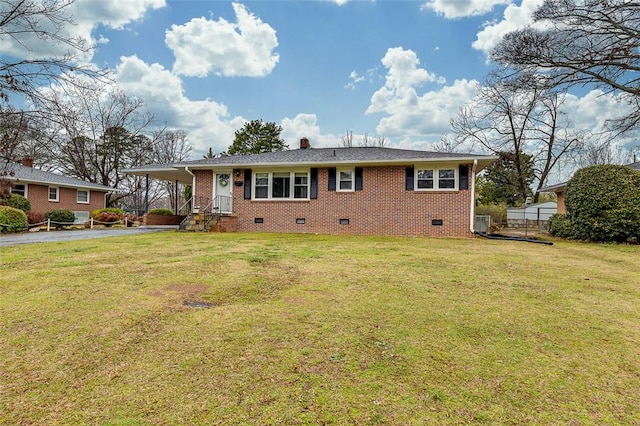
{"left": 123, "top": 147, "right": 498, "bottom": 184}
{"left": 3, "top": 162, "right": 113, "bottom": 191}
{"left": 628, "top": 161, "right": 640, "bottom": 170}
{"left": 175, "top": 147, "right": 496, "bottom": 167}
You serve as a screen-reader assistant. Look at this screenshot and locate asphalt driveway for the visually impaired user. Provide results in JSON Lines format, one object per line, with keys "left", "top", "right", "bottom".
{"left": 0, "top": 227, "right": 175, "bottom": 247}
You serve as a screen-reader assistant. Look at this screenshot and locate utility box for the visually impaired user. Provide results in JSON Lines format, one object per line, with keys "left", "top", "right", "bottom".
{"left": 475, "top": 215, "right": 491, "bottom": 233}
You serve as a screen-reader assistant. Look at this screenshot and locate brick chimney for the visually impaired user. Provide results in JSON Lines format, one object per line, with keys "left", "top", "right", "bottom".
{"left": 300, "top": 137, "right": 310, "bottom": 149}
{"left": 20, "top": 156, "right": 33, "bottom": 168}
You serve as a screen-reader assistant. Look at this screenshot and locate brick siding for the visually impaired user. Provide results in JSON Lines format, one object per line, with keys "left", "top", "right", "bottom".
{"left": 203, "top": 165, "right": 474, "bottom": 237}
{"left": 26, "top": 184, "right": 107, "bottom": 216}
{"left": 193, "top": 170, "right": 214, "bottom": 208}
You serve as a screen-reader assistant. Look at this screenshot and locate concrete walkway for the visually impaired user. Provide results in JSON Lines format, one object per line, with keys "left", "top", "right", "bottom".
{"left": 0, "top": 226, "right": 176, "bottom": 247}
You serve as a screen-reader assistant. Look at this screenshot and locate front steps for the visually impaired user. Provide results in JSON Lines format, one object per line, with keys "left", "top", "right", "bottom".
{"left": 180, "top": 213, "right": 238, "bottom": 232}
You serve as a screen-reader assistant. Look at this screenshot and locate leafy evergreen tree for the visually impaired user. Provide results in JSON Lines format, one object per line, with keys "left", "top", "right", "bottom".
{"left": 228, "top": 120, "right": 287, "bottom": 155}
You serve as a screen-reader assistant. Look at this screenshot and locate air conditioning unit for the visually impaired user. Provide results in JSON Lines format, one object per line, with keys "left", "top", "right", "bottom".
{"left": 475, "top": 215, "right": 491, "bottom": 233}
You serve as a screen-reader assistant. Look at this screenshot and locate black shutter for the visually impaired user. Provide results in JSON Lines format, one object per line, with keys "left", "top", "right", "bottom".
{"left": 459, "top": 164, "right": 469, "bottom": 190}
{"left": 244, "top": 169, "right": 252, "bottom": 199}
{"left": 328, "top": 168, "right": 336, "bottom": 191}
{"left": 405, "top": 167, "right": 414, "bottom": 191}
{"left": 355, "top": 167, "right": 363, "bottom": 191}
{"left": 310, "top": 168, "right": 318, "bottom": 199}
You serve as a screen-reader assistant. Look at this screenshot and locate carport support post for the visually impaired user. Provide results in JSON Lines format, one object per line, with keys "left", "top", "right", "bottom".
{"left": 144, "top": 174, "right": 149, "bottom": 213}
{"left": 174, "top": 180, "right": 178, "bottom": 214}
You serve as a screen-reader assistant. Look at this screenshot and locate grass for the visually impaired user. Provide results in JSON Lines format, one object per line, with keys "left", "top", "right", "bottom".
{"left": 1, "top": 232, "right": 639, "bottom": 425}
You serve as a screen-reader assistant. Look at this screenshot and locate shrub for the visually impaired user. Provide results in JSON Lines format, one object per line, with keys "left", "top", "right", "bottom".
{"left": 45, "top": 209, "right": 76, "bottom": 230}
{"left": 0, "top": 206, "right": 29, "bottom": 232}
{"left": 148, "top": 208, "right": 174, "bottom": 216}
{"left": 26, "top": 211, "right": 45, "bottom": 225}
{"left": 124, "top": 213, "right": 138, "bottom": 227}
{"left": 475, "top": 203, "right": 507, "bottom": 227}
{"left": 95, "top": 211, "right": 121, "bottom": 226}
{"left": 0, "top": 193, "right": 31, "bottom": 212}
{"left": 91, "top": 207, "right": 124, "bottom": 219}
{"left": 565, "top": 165, "right": 640, "bottom": 242}
{"left": 548, "top": 214, "right": 572, "bottom": 238}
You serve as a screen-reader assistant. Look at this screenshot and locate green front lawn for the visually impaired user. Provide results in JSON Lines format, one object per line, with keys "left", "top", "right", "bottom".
{"left": 1, "top": 233, "right": 639, "bottom": 424}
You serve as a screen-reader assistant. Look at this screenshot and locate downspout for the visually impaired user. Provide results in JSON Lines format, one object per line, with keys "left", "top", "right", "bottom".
{"left": 469, "top": 160, "right": 478, "bottom": 234}
{"left": 185, "top": 167, "right": 195, "bottom": 210}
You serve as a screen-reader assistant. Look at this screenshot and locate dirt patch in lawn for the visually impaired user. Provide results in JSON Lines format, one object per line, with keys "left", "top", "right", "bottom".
{"left": 148, "top": 283, "right": 208, "bottom": 300}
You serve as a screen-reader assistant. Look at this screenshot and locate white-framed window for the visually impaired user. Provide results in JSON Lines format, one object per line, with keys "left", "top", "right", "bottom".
{"left": 415, "top": 167, "right": 457, "bottom": 191}
{"left": 255, "top": 173, "right": 269, "bottom": 199}
{"left": 11, "top": 184, "right": 26, "bottom": 197}
{"left": 77, "top": 189, "right": 90, "bottom": 204}
{"left": 48, "top": 186, "right": 59, "bottom": 202}
{"left": 253, "top": 171, "right": 310, "bottom": 200}
{"left": 338, "top": 168, "right": 354, "bottom": 192}
{"left": 294, "top": 173, "right": 308, "bottom": 198}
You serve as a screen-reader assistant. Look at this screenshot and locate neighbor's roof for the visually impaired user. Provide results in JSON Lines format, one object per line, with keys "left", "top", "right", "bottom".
{"left": 538, "top": 181, "right": 568, "bottom": 193}
{"left": 3, "top": 162, "right": 114, "bottom": 192}
{"left": 124, "top": 147, "right": 498, "bottom": 183}
{"left": 539, "top": 161, "right": 640, "bottom": 193}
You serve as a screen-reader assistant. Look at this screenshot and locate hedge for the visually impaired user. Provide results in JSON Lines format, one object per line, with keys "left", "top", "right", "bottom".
{"left": 0, "top": 206, "right": 29, "bottom": 232}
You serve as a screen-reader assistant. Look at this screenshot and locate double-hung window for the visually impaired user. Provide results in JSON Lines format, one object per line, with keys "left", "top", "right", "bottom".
{"left": 415, "top": 167, "right": 457, "bottom": 191}
{"left": 11, "top": 184, "right": 26, "bottom": 197}
{"left": 48, "top": 186, "right": 59, "bottom": 202}
{"left": 338, "top": 169, "right": 354, "bottom": 192}
{"left": 77, "top": 189, "right": 90, "bottom": 203}
{"left": 254, "top": 171, "right": 309, "bottom": 200}
{"left": 294, "top": 173, "right": 308, "bottom": 198}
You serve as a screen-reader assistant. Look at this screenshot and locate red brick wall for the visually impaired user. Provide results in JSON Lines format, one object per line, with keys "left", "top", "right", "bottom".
{"left": 193, "top": 170, "right": 214, "bottom": 208}
{"left": 229, "top": 166, "right": 473, "bottom": 237}
{"left": 26, "top": 184, "right": 107, "bottom": 216}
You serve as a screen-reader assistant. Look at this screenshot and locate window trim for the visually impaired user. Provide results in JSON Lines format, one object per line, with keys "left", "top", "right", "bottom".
{"left": 414, "top": 165, "right": 458, "bottom": 191}
{"left": 48, "top": 186, "right": 59, "bottom": 202}
{"left": 77, "top": 189, "right": 90, "bottom": 204}
{"left": 252, "top": 170, "right": 310, "bottom": 201}
{"left": 337, "top": 168, "right": 355, "bottom": 192}
{"left": 11, "top": 184, "right": 27, "bottom": 198}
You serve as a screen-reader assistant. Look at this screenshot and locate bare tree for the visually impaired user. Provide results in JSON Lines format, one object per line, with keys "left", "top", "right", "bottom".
{"left": 0, "top": 0, "right": 106, "bottom": 111}
{"left": 0, "top": 0, "right": 107, "bottom": 194}
{"left": 491, "top": 0, "right": 640, "bottom": 134}
{"left": 151, "top": 129, "right": 191, "bottom": 210}
{"left": 39, "top": 80, "right": 167, "bottom": 206}
{"left": 574, "top": 137, "right": 635, "bottom": 167}
{"left": 447, "top": 72, "right": 583, "bottom": 202}
{"left": 341, "top": 130, "right": 387, "bottom": 147}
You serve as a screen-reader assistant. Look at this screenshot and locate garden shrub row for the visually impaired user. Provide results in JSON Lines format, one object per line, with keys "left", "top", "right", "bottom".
{"left": 0, "top": 206, "right": 29, "bottom": 232}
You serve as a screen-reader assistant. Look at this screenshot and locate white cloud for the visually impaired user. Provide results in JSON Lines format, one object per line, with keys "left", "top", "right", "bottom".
{"left": 0, "top": 0, "right": 166, "bottom": 63}
{"left": 280, "top": 114, "right": 341, "bottom": 148}
{"left": 114, "top": 55, "right": 244, "bottom": 154}
{"left": 166, "top": 3, "right": 279, "bottom": 78}
{"left": 472, "top": 0, "right": 544, "bottom": 55}
{"left": 365, "top": 47, "right": 473, "bottom": 144}
{"left": 345, "top": 71, "right": 365, "bottom": 90}
{"left": 563, "top": 90, "right": 635, "bottom": 132}
{"left": 421, "top": 0, "right": 511, "bottom": 19}
{"left": 73, "top": 0, "right": 166, "bottom": 31}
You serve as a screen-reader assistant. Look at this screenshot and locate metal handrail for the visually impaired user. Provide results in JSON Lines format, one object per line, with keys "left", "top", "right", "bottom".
{"left": 177, "top": 197, "right": 192, "bottom": 215}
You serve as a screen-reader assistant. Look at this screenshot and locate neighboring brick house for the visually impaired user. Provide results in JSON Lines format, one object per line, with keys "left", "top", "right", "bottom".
{"left": 538, "top": 161, "right": 640, "bottom": 214}
{"left": 3, "top": 158, "right": 113, "bottom": 222}
{"left": 126, "top": 139, "right": 497, "bottom": 237}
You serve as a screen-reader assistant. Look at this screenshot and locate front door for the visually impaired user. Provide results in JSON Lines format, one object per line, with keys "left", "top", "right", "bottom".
{"left": 214, "top": 173, "right": 232, "bottom": 213}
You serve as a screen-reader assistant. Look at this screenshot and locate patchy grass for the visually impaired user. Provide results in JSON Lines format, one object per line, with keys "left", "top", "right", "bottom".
{"left": 1, "top": 232, "right": 639, "bottom": 425}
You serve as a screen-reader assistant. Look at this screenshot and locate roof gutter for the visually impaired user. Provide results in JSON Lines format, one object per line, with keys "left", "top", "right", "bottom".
{"left": 470, "top": 159, "right": 478, "bottom": 234}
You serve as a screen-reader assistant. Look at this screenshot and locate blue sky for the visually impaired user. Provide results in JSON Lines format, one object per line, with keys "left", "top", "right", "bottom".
{"left": 1, "top": 0, "right": 634, "bottom": 160}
